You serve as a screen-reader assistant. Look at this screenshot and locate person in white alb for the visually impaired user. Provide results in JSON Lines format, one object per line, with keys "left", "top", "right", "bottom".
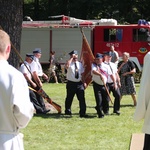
{"left": 134, "top": 52, "right": 150, "bottom": 150}
{"left": 64, "top": 50, "right": 88, "bottom": 118}
{"left": 103, "top": 51, "right": 121, "bottom": 115}
{"left": 91, "top": 53, "right": 117, "bottom": 118}
{"left": 0, "top": 30, "right": 34, "bottom": 150}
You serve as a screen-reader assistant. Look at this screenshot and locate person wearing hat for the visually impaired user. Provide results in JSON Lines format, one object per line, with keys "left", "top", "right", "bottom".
{"left": 64, "top": 50, "right": 87, "bottom": 118}
{"left": 31, "top": 48, "right": 48, "bottom": 86}
{"left": 91, "top": 53, "right": 116, "bottom": 118}
{"left": 103, "top": 51, "right": 121, "bottom": 115}
{"left": 20, "top": 53, "right": 50, "bottom": 114}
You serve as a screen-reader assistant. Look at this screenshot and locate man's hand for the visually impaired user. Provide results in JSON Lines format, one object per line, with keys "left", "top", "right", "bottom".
{"left": 43, "top": 73, "right": 48, "bottom": 80}
{"left": 113, "top": 82, "right": 118, "bottom": 90}
{"left": 117, "top": 81, "right": 121, "bottom": 88}
{"left": 99, "top": 74, "right": 104, "bottom": 82}
{"left": 83, "top": 82, "right": 87, "bottom": 89}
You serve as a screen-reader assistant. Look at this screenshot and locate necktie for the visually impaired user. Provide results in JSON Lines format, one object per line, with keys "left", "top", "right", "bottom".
{"left": 75, "top": 62, "right": 79, "bottom": 79}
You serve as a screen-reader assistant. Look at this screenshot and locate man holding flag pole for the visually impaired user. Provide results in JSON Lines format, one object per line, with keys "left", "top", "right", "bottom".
{"left": 80, "top": 28, "right": 116, "bottom": 118}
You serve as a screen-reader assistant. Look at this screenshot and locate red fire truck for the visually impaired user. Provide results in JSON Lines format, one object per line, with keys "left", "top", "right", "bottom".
{"left": 93, "top": 24, "right": 150, "bottom": 70}
{"left": 21, "top": 18, "right": 150, "bottom": 81}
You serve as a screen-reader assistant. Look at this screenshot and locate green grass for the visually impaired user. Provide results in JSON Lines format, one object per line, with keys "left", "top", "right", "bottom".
{"left": 21, "top": 83, "right": 143, "bottom": 150}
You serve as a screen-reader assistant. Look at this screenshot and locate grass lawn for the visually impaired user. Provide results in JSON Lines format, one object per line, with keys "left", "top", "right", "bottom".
{"left": 21, "top": 83, "right": 143, "bottom": 150}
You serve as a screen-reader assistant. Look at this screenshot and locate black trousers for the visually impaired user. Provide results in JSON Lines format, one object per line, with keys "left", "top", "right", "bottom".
{"left": 143, "top": 134, "right": 150, "bottom": 150}
{"left": 107, "top": 83, "right": 121, "bottom": 112}
{"left": 29, "top": 89, "right": 47, "bottom": 113}
{"left": 65, "top": 81, "right": 86, "bottom": 115}
{"left": 93, "top": 82, "right": 109, "bottom": 115}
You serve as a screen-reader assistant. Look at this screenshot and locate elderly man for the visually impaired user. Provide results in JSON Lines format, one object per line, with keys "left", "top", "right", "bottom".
{"left": 0, "top": 30, "right": 34, "bottom": 150}
{"left": 30, "top": 48, "right": 48, "bottom": 87}
{"left": 64, "top": 50, "right": 87, "bottom": 118}
{"left": 91, "top": 53, "right": 117, "bottom": 118}
{"left": 20, "top": 53, "right": 50, "bottom": 114}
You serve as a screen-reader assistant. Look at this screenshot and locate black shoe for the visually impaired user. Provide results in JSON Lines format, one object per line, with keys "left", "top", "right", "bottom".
{"left": 98, "top": 114, "right": 104, "bottom": 118}
{"left": 36, "top": 109, "right": 50, "bottom": 114}
{"left": 113, "top": 111, "right": 120, "bottom": 115}
{"left": 80, "top": 114, "right": 89, "bottom": 118}
{"left": 43, "top": 109, "right": 50, "bottom": 114}
{"left": 65, "top": 110, "right": 72, "bottom": 115}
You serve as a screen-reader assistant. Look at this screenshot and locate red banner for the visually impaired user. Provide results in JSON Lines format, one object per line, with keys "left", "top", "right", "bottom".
{"left": 80, "top": 34, "right": 95, "bottom": 86}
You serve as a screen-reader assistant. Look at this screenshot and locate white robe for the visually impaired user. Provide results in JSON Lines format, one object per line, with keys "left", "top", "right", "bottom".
{"left": 134, "top": 52, "right": 150, "bottom": 134}
{"left": 0, "top": 60, "right": 34, "bottom": 150}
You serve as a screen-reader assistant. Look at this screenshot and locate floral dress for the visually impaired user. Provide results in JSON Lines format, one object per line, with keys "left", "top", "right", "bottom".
{"left": 119, "top": 60, "right": 136, "bottom": 96}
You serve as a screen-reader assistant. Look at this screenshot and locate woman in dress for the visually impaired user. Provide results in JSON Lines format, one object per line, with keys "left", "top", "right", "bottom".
{"left": 118, "top": 52, "right": 137, "bottom": 106}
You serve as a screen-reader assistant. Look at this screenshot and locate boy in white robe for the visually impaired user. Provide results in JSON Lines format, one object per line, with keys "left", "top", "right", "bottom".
{"left": 134, "top": 52, "right": 150, "bottom": 150}
{"left": 0, "top": 30, "right": 34, "bottom": 150}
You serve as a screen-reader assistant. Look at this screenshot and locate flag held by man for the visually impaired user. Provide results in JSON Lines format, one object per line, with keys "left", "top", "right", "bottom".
{"left": 80, "top": 28, "right": 95, "bottom": 87}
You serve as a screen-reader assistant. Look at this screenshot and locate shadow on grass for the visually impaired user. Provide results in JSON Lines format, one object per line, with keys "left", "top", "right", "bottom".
{"left": 33, "top": 112, "right": 97, "bottom": 119}
{"left": 120, "top": 104, "right": 135, "bottom": 108}
{"left": 87, "top": 104, "right": 135, "bottom": 108}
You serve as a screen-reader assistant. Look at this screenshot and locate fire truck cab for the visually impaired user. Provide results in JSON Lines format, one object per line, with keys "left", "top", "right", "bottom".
{"left": 93, "top": 24, "right": 150, "bottom": 72}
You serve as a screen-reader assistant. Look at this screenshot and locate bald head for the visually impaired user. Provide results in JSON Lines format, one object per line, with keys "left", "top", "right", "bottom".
{"left": 0, "top": 30, "right": 11, "bottom": 59}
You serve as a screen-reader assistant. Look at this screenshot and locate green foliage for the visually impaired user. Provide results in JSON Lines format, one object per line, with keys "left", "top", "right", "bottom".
{"left": 21, "top": 83, "right": 143, "bottom": 150}
{"left": 23, "top": 0, "right": 150, "bottom": 23}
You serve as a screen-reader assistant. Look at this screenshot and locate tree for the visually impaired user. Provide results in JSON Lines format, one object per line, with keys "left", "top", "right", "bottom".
{"left": 0, "top": 0, "right": 23, "bottom": 68}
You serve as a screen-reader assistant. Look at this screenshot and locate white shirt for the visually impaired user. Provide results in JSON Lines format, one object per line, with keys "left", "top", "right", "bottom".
{"left": 91, "top": 62, "right": 112, "bottom": 85}
{"left": 104, "top": 61, "right": 117, "bottom": 83}
{"left": 134, "top": 52, "right": 150, "bottom": 134}
{"left": 0, "top": 60, "right": 34, "bottom": 150}
{"left": 20, "top": 61, "right": 32, "bottom": 80}
{"left": 67, "top": 61, "right": 84, "bottom": 82}
{"left": 30, "top": 57, "right": 43, "bottom": 76}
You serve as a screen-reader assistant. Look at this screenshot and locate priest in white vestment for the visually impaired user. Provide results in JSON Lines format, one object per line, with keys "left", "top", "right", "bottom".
{"left": 0, "top": 30, "right": 34, "bottom": 150}
{"left": 134, "top": 52, "right": 150, "bottom": 150}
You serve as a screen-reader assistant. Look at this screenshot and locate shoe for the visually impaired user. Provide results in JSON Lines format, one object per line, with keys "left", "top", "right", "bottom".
{"left": 80, "top": 114, "right": 89, "bottom": 118}
{"left": 65, "top": 110, "right": 72, "bottom": 115}
{"left": 36, "top": 109, "right": 50, "bottom": 114}
{"left": 43, "top": 109, "right": 50, "bottom": 114}
{"left": 113, "top": 111, "right": 120, "bottom": 115}
{"left": 98, "top": 115, "right": 104, "bottom": 118}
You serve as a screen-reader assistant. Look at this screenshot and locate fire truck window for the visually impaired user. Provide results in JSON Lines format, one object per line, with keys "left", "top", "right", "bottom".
{"left": 104, "top": 29, "right": 109, "bottom": 41}
{"left": 104, "top": 28, "right": 122, "bottom": 42}
{"left": 116, "top": 29, "right": 123, "bottom": 41}
{"left": 133, "top": 28, "right": 148, "bottom": 42}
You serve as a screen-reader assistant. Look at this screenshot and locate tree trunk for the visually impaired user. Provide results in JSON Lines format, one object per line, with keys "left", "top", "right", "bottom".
{"left": 0, "top": 0, "right": 23, "bottom": 68}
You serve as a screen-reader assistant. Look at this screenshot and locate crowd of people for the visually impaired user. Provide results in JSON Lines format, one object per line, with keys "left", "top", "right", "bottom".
{"left": 1, "top": 28, "right": 149, "bottom": 149}
{"left": 64, "top": 45, "right": 137, "bottom": 118}
{"left": 18, "top": 45, "right": 137, "bottom": 119}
